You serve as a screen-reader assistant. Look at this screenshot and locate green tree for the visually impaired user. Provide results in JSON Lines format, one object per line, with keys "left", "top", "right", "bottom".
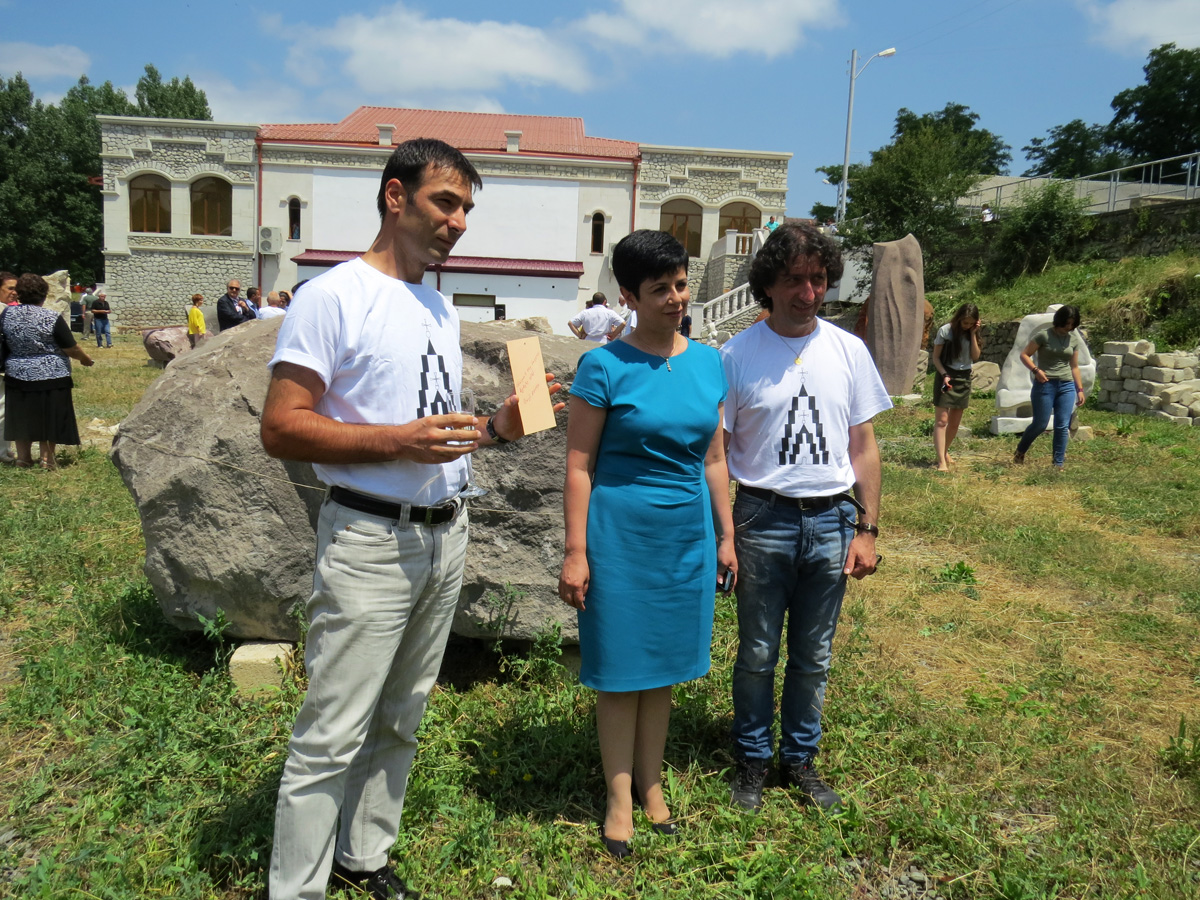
{"left": 893, "top": 102, "right": 1011, "bottom": 175}
{"left": 1109, "top": 43, "right": 1200, "bottom": 166}
{"left": 0, "top": 66, "right": 209, "bottom": 284}
{"left": 1022, "top": 119, "right": 1125, "bottom": 178}
{"left": 135, "top": 64, "right": 212, "bottom": 119}
{"left": 985, "top": 182, "right": 1091, "bottom": 283}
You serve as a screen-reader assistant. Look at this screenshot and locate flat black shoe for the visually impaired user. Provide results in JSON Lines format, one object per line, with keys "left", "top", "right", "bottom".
{"left": 330, "top": 860, "right": 418, "bottom": 899}
{"left": 598, "top": 825, "right": 633, "bottom": 860}
{"left": 650, "top": 819, "right": 679, "bottom": 836}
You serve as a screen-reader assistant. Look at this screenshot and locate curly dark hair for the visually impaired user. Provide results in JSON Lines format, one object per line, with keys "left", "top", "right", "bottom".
{"left": 15, "top": 273, "right": 48, "bottom": 304}
{"left": 748, "top": 223, "right": 844, "bottom": 310}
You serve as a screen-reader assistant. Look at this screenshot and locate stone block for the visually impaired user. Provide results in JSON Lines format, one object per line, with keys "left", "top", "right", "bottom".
{"left": 1190, "top": 400, "right": 1200, "bottom": 417}
{"left": 1181, "top": 368, "right": 1195, "bottom": 380}
{"left": 1163, "top": 402, "right": 1191, "bottom": 417}
{"left": 972, "top": 360, "right": 1001, "bottom": 393}
{"left": 1101, "top": 379, "right": 1124, "bottom": 392}
{"left": 230, "top": 641, "right": 292, "bottom": 697}
{"left": 1124, "top": 353, "right": 1149, "bottom": 367}
{"left": 1146, "top": 353, "right": 1178, "bottom": 368}
{"left": 1096, "top": 389, "right": 1109, "bottom": 402}
{"left": 1105, "top": 340, "right": 1151, "bottom": 355}
{"left": 1123, "top": 378, "right": 1144, "bottom": 391}
{"left": 1134, "top": 393, "right": 1161, "bottom": 409}
{"left": 1098, "top": 353, "right": 1125, "bottom": 368}
{"left": 1177, "top": 355, "right": 1199, "bottom": 369}
{"left": 1072, "top": 425, "right": 1094, "bottom": 441}
{"left": 1117, "top": 391, "right": 1130, "bottom": 402}
{"left": 1159, "top": 383, "right": 1189, "bottom": 403}
{"left": 1119, "top": 365, "right": 1142, "bottom": 379}
{"left": 989, "top": 416, "right": 1032, "bottom": 434}
{"left": 1150, "top": 411, "right": 1191, "bottom": 424}
{"left": 1143, "top": 366, "right": 1172, "bottom": 383}
{"left": 1116, "top": 402, "right": 1138, "bottom": 414}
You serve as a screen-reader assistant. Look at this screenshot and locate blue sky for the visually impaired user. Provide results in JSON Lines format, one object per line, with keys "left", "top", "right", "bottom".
{"left": 4, "top": 0, "right": 1199, "bottom": 217}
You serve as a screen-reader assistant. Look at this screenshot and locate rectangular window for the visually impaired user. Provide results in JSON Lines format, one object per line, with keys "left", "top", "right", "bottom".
{"left": 453, "top": 293, "right": 496, "bottom": 308}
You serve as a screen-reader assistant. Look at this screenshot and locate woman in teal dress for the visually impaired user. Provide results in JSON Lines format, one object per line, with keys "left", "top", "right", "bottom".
{"left": 559, "top": 230, "right": 736, "bottom": 858}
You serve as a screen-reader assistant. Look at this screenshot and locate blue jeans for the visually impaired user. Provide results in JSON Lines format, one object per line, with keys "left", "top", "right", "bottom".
{"left": 93, "top": 317, "right": 111, "bottom": 347}
{"left": 730, "top": 491, "right": 854, "bottom": 765}
{"left": 1016, "top": 378, "right": 1075, "bottom": 466}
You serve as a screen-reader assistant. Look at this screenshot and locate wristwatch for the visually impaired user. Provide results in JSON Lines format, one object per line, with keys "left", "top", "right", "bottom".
{"left": 854, "top": 522, "right": 879, "bottom": 537}
{"left": 486, "top": 416, "right": 510, "bottom": 444}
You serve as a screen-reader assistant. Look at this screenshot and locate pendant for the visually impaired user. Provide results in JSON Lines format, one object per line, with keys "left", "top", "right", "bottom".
{"left": 794, "top": 356, "right": 803, "bottom": 366}
{"left": 665, "top": 360, "right": 672, "bottom": 372}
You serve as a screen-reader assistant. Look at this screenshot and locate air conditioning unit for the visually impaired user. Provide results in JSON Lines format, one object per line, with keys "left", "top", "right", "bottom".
{"left": 258, "top": 226, "right": 283, "bottom": 255}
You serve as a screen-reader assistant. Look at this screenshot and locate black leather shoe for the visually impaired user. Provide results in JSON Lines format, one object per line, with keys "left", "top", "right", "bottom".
{"left": 598, "top": 825, "right": 633, "bottom": 860}
{"left": 730, "top": 758, "right": 769, "bottom": 811}
{"left": 632, "top": 780, "right": 679, "bottom": 836}
{"left": 330, "top": 861, "right": 418, "bottom": 899}
{"left": 779, "top": 759, "right": 843, "bottom": 811}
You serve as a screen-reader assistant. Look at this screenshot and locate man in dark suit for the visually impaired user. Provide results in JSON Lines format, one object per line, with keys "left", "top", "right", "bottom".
{"left": 216, "top": 279, "right": 254, "bottom": 331}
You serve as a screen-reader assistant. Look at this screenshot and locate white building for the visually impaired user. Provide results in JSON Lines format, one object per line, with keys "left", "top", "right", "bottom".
{"left": 98, "top": 107, "right": 790, "bottom": 332}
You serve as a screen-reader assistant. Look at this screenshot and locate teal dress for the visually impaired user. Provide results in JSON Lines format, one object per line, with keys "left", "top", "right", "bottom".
{"left": 570, "top": 340, "right": 728, "bottom": 691}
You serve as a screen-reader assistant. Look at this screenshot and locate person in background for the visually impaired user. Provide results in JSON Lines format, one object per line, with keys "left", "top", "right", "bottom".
{"left": 931, "top": 303, "right": 983, "bottom": 472}
{"left": 766, "top": 215, "right": 779, "bottom": 232}
{"left": 1014, "top": 305, "right": 1085, "bottom": 471}
{"left": 246, "top": 287, "right": 262, "bottom": 316}
{"left": 258, "top": 291, "right": 286, "bottom": 320}
{"left": 91, "top": 291, "right": 112, "bottom": 348}
{"left": 279, "top": 290, "right": 292, "bottom": 309}
{"left": 81, "top": 283, "right": 97, "bottom": 336}
{"left": 0, "top": 271, "right": 16, "bottom": 462}
{"left": 217, "top": 280, "right": 254, "bottom": 331}
{"left": 1, "top": 273, "right": 94, "bottom": 469}
{"left": 187, "top": 295, "right": 207, "bottom": 349}
{"left": 559, "top": 230, "right": 735, "bottom": 860}
{"left": 568, "top": 292, "right": 625, "bottom": 343}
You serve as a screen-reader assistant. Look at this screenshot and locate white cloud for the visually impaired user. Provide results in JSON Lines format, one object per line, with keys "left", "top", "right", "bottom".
{"left": 282, "top": 4, "right": 591, "bottom": 104}
{"left": 192, "top": 72, "right": 312, "bottom": 125}
{"left": 579, "top": 0, "right": 841, "bottom": 59}
{"left": 0, "top": 41, "right": 90, "bottom": 81}
{"left": 1079, "top": 1, "right": 1200, "bottom": 53}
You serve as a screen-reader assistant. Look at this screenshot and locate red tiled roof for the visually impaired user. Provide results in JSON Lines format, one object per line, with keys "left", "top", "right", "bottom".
{"left": 261, "top": 106, "right": 638, "bottom": 159}
{"left": 291, "top": 250, "right": 583, "bottom": 279}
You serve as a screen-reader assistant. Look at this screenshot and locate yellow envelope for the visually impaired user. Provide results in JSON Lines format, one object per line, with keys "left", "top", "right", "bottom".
{"left": 506, "top": 336, "right": 557, "bottom": 435}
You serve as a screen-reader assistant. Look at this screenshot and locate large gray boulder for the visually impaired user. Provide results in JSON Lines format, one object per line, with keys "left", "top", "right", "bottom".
{"left": 143, "top": 325, "right": 191, "bottom": 365}
{"left": 112, "top": 316, "right": 585, "bottom": 643}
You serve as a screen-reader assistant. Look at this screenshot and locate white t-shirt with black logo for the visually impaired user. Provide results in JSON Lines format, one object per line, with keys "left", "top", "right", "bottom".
{"left": 268, "top": 257, "right": 467, "bottom": 506}
{"left": 720, "top": 319, "right": 892, "bottom": 497}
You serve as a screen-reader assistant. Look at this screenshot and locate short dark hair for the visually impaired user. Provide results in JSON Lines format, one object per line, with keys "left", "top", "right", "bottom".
{"left": 376, "top": 138, "right": 483, "bottom": 219}
{"left": 1053, "top": 305, "right": 1080, "bottom": 329}
{"left": 748, "top": 223, "right": 844, "bottom": 310}
{"left": 0, "top": 271, "right": 16, "bottom": 285}
{"left": 612, "top": 230, "right": 689, "bottom": 296}
{"left": 15, "top": 273, "right": 48, "bottom": 304}
{"left": 247, "top": 286, "right": 260, "bottom": 299}
{"left": 592, "top": 291, "right": 607, "bottom": 306}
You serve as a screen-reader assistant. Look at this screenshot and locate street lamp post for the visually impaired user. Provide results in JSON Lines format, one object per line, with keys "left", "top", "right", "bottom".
{"left": 837, "top": 47, "right": 896, "bottom": 224}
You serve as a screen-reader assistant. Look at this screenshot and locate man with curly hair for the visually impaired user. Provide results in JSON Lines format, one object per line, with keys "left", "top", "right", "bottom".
{"left": 720, "top": 223, "right": 890, "bottom": 813}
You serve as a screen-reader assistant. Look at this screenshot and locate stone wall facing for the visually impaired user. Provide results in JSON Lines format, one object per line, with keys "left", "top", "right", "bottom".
{"left": 638, "top": 148, "right": 788, "bottom": 209}
{"left": 1094, "top": 340, "right": 1200, "bottom": 425}
{"left": 105, "top": 251, "right": 255, "bottom": 329}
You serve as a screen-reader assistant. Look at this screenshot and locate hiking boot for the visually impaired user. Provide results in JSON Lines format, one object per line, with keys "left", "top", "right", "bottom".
{"left": 330, "top": 861, "right": 418, "bottom": 900}
{"left": 780, "top": 759, "right": 842, "bottom": 811}
{"left": 730, "top": 758, "right": 769, "bottom": 811}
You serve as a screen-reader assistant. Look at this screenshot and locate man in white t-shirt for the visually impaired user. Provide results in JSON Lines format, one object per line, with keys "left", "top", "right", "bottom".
{"left": 721, "top": 223, "right": 891, "bottom": 815}
{"left": 256, "top": 290, "right": 286, "bottom": 319}
{"left": 260, "top": 139, "right": 560, "bottom": 900}
{"left": 568, "top": 291, "right": 625, "bottom": 343}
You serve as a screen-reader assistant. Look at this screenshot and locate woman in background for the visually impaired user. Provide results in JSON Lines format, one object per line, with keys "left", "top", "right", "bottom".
{"left": 2, "top": 274, "right": 93, "bottom": 468}
{"left": 931, "top": 303, "right": 983, "bottom": 471}
{"left": 1014, "top": 305, "right": 1085, "bottom": 470}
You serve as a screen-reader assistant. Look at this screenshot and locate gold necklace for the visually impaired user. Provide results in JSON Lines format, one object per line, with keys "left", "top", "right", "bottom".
{"left": 630, "top": 334, "right": 677, "bottom": 371}
{"left": 767, "top": 322, "right": 817, "bottom": 366}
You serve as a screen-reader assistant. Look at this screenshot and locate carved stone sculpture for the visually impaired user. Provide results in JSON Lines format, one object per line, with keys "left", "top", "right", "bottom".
{"left": 865, "top": 235, "right": 926, "bottom": 395}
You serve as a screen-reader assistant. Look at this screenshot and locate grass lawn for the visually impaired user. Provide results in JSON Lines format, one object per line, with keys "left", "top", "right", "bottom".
{"left": 1, "top": 334, "right": 1199, "bottom": 899}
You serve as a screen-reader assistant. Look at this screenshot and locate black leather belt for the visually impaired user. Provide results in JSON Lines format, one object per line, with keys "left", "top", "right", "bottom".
{"left": 737, "top": 484, "right": 864, "bottom": 515}
{"left": 330, "top": 486, "right": 460, "bottom": 526}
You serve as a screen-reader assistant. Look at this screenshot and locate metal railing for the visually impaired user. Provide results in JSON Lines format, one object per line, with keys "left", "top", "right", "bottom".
{"left": 963, "top": 152, "right": 1200, "bottom": 215}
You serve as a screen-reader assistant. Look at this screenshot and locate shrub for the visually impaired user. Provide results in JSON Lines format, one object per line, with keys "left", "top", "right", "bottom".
{"left": 986, "top": 182, "right": 1091, "bottom": 283}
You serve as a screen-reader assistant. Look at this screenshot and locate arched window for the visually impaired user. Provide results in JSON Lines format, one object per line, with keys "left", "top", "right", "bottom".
{"left": 719, "top": 202, "right": 762, "bottom": 235}
{"left": 288, "top": 197, "right": 301, "bottom": 240}
{"left": 659, "top": 199, "right": 702, "bottom": 257}
{"left": 190, "top": 177, "right": 232, "bottom": 236}
{"left": 129, "top": 174, "right": 171, "bottom": 233}
{"left": 590, "top": 212, "right": 605, "bottom": 254}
